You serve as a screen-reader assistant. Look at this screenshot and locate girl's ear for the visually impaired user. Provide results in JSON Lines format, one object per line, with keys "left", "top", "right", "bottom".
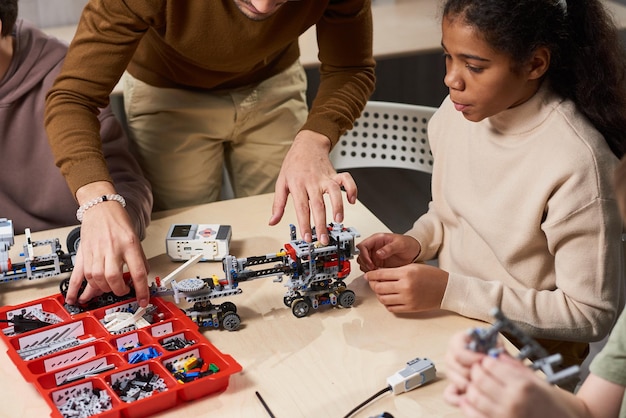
{"left": 527, "top": 46, "right": 550, "bottom": 80}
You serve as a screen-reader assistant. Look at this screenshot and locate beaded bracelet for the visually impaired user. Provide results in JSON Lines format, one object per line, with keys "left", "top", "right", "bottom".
{"left": 76, "top": 194, "right": 126, "bottom": 222}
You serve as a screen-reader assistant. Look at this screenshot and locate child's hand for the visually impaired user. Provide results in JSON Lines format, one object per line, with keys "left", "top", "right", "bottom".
{"left": 459, "top": 355, "right": 562, "bottom": 418}
{"left": 444, "top": 330, "right": 487, "bottom": 406}
{"left": 363, "top": 263, "right": 447, "bottom": 312}
{"left": 356, "top": 233, "right": 421, "bottom": 271}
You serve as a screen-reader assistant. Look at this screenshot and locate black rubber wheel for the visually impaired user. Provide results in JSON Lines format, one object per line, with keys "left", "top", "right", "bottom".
{"left": 220, "top": 301, "right": 237, "bottom": 314}
{"left": 66, "top": 226, "right": 81, "bottom": 254}
{"left": 291, "top": 298, "right": 310, "bottom": 318}
{"left": 338, "top": 289, "right": 356, "bottom": 308}
{"left": 59, "top": 278, "right": 70, "bottom": 295}
{"left": 222, "top": 312, "right": 241, "bottom": 331}
{"left": 64, "top": 303, "right": 82, "bottom": 314}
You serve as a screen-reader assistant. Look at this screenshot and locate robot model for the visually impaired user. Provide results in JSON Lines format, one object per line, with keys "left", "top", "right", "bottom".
{"left": 0, "top": 218, "right": 78, "bottom": 284}
{"left": 150, "top": 223, "right": 360, "bottom": 331}
{"left": 468, "top": 307, "right": 580, "bottom": 385}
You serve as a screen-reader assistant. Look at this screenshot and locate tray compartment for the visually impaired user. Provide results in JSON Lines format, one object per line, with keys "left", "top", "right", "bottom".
{"left": 0, "top": 296, "right": 72, "bottom": 338}
{"left": 27, "top": 340, "right": 113, "bottom": 377}
{"left": 36, "top": 352, "right": 125, "bottom": 390}
{"left": 47, "top": 378, "right": 121, "bottom": 418}
{"left": 109, "top": 329, "right": 155, "bottom": 352}
{"left": 105, "top": 362, "right": 178, "bottom": 418}
{"left": 161, "top": 343, "right": 242, "bottom": 401}
{"left": 2, "top": 294, "right": 241, "bottom": 417}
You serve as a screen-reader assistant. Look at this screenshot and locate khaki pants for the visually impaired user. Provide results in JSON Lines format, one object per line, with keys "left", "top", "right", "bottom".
{"left": 123, "top": 61, "right": 308, "bottom": 211}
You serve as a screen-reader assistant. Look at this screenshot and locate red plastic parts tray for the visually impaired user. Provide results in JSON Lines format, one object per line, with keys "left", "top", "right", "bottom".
{"left": 0, "top": 293, "right": 242, "bottom": 418}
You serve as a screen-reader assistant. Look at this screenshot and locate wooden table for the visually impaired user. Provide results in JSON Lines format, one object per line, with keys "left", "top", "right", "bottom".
{"left": 0, "top": 193, "right": 494, "bottom": 418}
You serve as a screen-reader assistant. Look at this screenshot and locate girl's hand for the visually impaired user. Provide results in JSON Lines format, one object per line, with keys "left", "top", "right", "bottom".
{"left": 357, "top": 233, "right": 421, "bottom": 271}
{"left": 364, "top": 263, "right": 448, "bottom": 312}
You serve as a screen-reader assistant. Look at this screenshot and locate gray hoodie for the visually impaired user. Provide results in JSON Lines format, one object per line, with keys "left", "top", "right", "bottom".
{"left": 0, "top": 20, "right": 152, "bottom": 237}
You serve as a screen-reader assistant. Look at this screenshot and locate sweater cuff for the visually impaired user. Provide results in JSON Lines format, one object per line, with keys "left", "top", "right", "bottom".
{"left": 65, "top": 159, "right": 113, "bottom": 198}
{"left": 301, "top": 116, "right": 344, "bottom": 147}
{"left": 441, "top": 272, "right": 479, "bottom": 319}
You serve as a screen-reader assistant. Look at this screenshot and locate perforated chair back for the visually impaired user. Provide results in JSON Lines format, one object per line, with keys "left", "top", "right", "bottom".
{"left": 330, "top": 101, "right": 436, "bottom": 174}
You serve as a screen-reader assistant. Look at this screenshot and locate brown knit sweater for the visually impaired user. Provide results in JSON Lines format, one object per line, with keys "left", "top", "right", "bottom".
{"left": 44, "top": 0, "right": 375, "bottom": 195}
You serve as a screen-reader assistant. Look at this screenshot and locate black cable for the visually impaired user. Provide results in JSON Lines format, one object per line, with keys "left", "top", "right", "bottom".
{"left": 255, "top": 391, "right": 276, "bottom": 418}
{"left": 343, "top": 386, "right": 392, "bottom": 418}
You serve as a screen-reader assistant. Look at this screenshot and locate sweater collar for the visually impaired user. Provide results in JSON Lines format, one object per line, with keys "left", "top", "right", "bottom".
{"left": 486, "top": 83, "right": 562, "bottom": 136}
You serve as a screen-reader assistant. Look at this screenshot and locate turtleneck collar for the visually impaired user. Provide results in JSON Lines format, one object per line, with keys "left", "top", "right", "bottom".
{"left": 486, "top": 82, "right": 564, "bottom": 136}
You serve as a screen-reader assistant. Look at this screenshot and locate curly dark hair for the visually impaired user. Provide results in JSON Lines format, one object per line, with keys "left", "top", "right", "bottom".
{"left": 442, "top": 0, "right": 626, "bottom": 158}
{"left": 0, "top": 0, "right": 18, "bottom": 37}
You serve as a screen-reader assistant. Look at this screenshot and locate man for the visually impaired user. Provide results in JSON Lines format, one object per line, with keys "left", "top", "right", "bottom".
{"left": 44, "top": 0, "right": 375, "bottom": 307}
{"left": 0, "top": 1, "right": 152, "bottom": 238}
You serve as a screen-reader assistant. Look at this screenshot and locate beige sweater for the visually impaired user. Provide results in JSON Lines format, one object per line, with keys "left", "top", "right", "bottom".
{"left": 408, "top": 85, "right": 624, "bottom": 342}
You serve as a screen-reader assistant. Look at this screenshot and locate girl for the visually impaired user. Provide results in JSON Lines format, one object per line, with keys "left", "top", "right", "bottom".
{"left": 443, "top": 156, "right": 626, "bottom": 416}
{"left": 357, "top": 0, "right": 626, "bottom": 372}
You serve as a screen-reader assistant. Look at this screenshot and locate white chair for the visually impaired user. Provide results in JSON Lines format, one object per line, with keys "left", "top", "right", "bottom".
{"left": 330, "top": 101, "right": 436, "bottom": 174}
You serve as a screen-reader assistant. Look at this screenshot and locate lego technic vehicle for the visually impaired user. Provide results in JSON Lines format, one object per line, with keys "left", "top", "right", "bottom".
{"left": 0, "top": 218, "right": 79, "bottom": 284}
{"left": 151, "top": 222, "right": 360, "bottom": 330}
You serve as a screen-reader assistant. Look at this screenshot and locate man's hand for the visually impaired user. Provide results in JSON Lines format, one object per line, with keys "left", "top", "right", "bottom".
{"left": 66, "top": 182, "right": 150, "bottom": 307}
{"left": 269, "top": 130, "right": 357, "bottom": 245}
